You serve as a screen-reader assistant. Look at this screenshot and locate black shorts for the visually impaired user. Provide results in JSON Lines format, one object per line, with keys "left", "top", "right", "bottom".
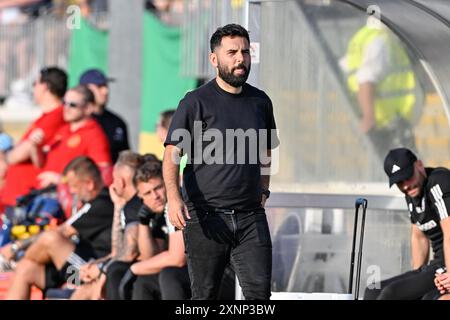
{"left": 44, "top": 242, "right": 97, "bottom": 290}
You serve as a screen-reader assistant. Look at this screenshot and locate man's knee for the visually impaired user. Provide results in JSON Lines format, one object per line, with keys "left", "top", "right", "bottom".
{"left": 159, "top": 267, "right": 191, "bottom": 300}
{"left": 159, "top": 267, "right": 177, "bottom": 286}
{"left": 38, "top": 230, "right": 67, "bottom": 249}
{"left": 14, "top": 259, "right": 41, "bottom": 283}
{"left": 377, "top": 283, "right": 400, "bottom": 300}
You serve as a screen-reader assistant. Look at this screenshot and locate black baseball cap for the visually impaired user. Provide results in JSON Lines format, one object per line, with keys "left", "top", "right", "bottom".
{"left": 79, "top": 69, "right": 114, "bottom": 86}
{"left": 384, "top": 148, "right": 418, "bottom": 187}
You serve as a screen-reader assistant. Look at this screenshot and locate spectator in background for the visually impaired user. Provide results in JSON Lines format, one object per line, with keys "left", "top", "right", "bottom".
{"left": 156, "top": 109, "right": 186, "bottom": 182}
{"left": 33, "top": 85, "right": 112, "bottom": 188}
{"left": 0, "top": 67, "right": 67, "bottom": 208}
{"left": 79, "top": 69, "right": 129, "bottom": 164}
{"left": 340, "top": 16, "right": 422, "bottom": 158}
{"left": 156, "top": 110, "right": 175, "bottom": 144}
{"left": 6, "top": 156, "right": 114, "bottom": 300}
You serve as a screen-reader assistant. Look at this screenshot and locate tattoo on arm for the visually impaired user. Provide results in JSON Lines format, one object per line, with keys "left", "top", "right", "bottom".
{"left": 116, "top": 224, "right": 139, "bottom": 262}
{"left": 111, "top": 207, "right": 124, "bottom": 258}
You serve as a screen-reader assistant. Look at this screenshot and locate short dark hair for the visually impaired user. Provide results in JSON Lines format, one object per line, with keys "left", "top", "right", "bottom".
{"left": 133, "top": 159, "right": 162, "bottom": 188}
{"left": 40, "top": 67, "right": 68, "bottom": 98}
{"left": 160, "top": 109, "right": 175, "bottom": 129}
{"left": 63, "top": 156, "right": 102, "bottom": 185}
{"left": 210, "top": 24, "right": 250, "bottom": 53}
{"left": 141, "top": 153, "right": 160, "bottom": 163}
{"left": 70, "top": 85, "right": 95, "bottom": 105}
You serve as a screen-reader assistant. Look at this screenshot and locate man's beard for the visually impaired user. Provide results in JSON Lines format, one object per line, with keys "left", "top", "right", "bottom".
{"left": 218, "top": 62, "right": 250, "bottom": 88}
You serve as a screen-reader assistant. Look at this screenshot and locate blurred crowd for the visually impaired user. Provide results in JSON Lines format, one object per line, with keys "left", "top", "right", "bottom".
{"left": 0, "top": 0, "right": 185, "bottom": 25}
{"left": 0, "top": 0, "right": 185, "bottom": 102}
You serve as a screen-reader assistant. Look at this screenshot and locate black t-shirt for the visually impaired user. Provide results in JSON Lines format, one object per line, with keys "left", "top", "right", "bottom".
{"left": 151, "top": 214, "right": 170, "bottom": 243}
{"left": 406, "top": 167, "right": 450, "bottom": 264}
{"left": 121, "top": 194, "right": 142, "bottom": 228}
{"left": 93, "top": 109, "right": 130, "bottom": 163}
{"left": 67, "top": 188, "right": 114, "bottom": 258}
{"left": 165, "top": 79, "right": 279, "bottom": 210}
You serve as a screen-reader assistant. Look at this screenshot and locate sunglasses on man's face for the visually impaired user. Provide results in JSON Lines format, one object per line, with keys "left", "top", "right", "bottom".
{"left": 62, "top": 99, "right": 84, "bottom": 108}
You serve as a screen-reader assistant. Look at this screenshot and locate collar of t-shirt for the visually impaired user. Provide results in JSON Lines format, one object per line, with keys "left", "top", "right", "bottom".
{"left": 211, "top": 79, "right": 247, "bottom": 98}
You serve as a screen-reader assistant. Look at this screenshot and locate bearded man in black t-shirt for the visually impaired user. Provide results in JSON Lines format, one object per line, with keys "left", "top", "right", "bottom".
{"left": 364, "top": 148, "right": 450, "bottom": 300}
{"left": 163, "top": 24, "right": 279, "bottom": 300}
{"left": 6, "top": 156, "right": 113, "bottom": 300}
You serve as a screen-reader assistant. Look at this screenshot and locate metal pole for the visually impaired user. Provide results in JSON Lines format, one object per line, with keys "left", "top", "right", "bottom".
{"left": 108, "top": 0, "right": 143, "bottom": 151}
{"left": 348, "top": 199, "right": 361, "bottom": 295}
{"left": 355, "top": 198, "right": 368, "bottom": 300}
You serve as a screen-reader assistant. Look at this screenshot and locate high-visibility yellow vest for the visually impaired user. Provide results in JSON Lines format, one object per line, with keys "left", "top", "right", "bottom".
{"left": 346, "top": 26, "right": 416, "bottom": 128}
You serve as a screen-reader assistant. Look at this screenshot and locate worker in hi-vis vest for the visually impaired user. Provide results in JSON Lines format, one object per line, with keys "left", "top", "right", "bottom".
{"left": 340, "top": 16, "right": 421, "bottom": 157}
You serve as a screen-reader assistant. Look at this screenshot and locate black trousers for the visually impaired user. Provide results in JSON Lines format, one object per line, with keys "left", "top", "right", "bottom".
{"left": 183, "top": 208, "right": 272, "bottom": 300}
{"left": 132, "top": 265, "right": 236, "bottom": 300}
{"left": 105, "top": 261, "right": 134, "bottom": 300}
{"left": 159, "top": 266, "right": 192, "bottom": 300}
{"left": 132, "top": 274, "right": 161, "bottom": 300}
{"left": 132, "top": 266, "right": 191, "bottom": 300}
{"left": 364, "top": 264, "right": 441, "bottom": 300}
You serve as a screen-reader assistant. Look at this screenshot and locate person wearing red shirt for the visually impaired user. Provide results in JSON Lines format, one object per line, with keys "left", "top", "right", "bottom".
{"left": 34, "top": 85, "right": 112, "bottom": 188}
{"left": 0, "top": 67, "right": 67, "bottom": 207}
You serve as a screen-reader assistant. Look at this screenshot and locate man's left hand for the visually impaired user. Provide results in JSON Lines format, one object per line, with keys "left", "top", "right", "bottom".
{"left": 261, "top": 194, "right": 268, "bottom": 208}
{"left": 435, "top": 272, "right": 450, "bottom": 294}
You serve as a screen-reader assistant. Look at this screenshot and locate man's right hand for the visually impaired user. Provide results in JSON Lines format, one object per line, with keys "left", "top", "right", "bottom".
{"left": 168, "top": 197, "right": 190, "bottom": 230}
{"left": 79, "top": 263, "right": 101, "bottom": 283}
{"left": 109, "top": 185, "right": 126, "bottom": 208}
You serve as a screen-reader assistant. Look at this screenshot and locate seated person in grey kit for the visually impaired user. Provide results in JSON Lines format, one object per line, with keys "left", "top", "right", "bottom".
{"left": 6, "top": 156, "right": 113, "bottom": 300}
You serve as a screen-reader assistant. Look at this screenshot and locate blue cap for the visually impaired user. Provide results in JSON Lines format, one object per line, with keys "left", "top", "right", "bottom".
{"left": 79, "top": 69, "right": 114, "bottom": 86}
{"left": 0, "top": 133, "right": 13, "bottom": 152}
